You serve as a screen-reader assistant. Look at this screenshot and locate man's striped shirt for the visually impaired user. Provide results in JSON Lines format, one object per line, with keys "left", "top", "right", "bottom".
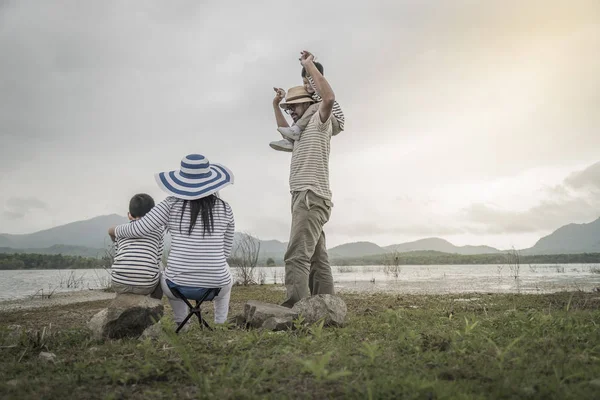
{"left": 289, "top": 112, "right": 333, "bottom": 200}
{"left": 115, "top": 196, "right": 234, "bottom": 288}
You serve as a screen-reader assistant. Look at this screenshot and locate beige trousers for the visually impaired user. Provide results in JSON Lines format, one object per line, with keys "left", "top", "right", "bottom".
{"left": 281, "top": 190, "right": 335, "bottom": 307}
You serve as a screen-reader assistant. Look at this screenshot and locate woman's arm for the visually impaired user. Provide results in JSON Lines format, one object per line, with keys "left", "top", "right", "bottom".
{"left": 112, "top": 198, "right": 172, "bottom": 239}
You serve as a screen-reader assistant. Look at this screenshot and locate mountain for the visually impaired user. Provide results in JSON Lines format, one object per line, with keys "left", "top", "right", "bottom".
{"left": 232, "top": 233, "right": 287, "bottom": 259}
{"left": 329, "top": 241, "right": 386, "bottom": 257}
{"left": 384, "top": 238, "right": 501, "bottom": 255}
{"left": 4, "top": 214, "right": 600, "bottom": 260}
{"left": 0, "top": 214, "right": 128, "bottom": 250}
{"left": 521, "top": 217, "right": 600, "bottom": 255}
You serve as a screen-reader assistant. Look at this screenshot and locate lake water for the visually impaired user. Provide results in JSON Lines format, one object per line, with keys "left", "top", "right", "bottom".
{"left": 1, "top": 264, "right": 600, "bottom": 301}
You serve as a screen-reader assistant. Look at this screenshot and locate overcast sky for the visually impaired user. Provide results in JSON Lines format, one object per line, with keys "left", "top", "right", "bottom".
{"left": 1, "top": 0, "right": 599, "bottom": 250}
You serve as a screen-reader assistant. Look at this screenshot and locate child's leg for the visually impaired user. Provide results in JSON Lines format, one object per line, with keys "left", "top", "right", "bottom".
{"left": 277, "top": 103, "right": 320, "bottom": 143}
{"left": 213, "top": 280, "right": 233, "bottom": 324}
{"left": 149, "top": 278, "right": 163, "bottom": 300}
{"left": 295, "top": 103, "right": 320, "bottom": 131}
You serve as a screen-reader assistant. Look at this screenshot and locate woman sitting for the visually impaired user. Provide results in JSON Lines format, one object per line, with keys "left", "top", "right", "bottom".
{"left": 110, "top": 153, "right": 234, "bottom": 326}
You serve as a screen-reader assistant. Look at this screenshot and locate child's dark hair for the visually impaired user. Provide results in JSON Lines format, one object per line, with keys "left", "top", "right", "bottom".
{"left": 301, "top": 61, "right": 324, "bottom": 78}
{"left": 129, "top": 193, "right": 155, "bottom": 218}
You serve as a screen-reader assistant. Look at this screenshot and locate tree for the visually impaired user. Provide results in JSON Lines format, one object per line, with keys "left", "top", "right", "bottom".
{"left": 266, "top": 257, "right": 275, "bottom": 267}
{"left": 383, "top": 251, "right": 401, "bottom": 278}
{"left": 231, "top": 232, "right": 261, "bottom": 285}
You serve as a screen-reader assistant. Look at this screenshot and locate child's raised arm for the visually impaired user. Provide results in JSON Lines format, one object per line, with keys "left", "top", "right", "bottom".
{"left": 272, "top": 87, "right": 290, "bottom": 128}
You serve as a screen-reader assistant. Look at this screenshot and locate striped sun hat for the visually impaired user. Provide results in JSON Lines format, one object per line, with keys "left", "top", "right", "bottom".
{"left": 155, "top": 154, "right": 234, "bottom": 200}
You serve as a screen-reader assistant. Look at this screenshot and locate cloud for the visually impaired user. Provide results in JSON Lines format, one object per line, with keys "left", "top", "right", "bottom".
{"left": 564, "top": 161, "right": 600, "bottom": 190}
{"left": 1, "top": 0, "right": 599, "bottom": 250}
{"left": 462, "top": 162, "right": 600, "bottom": 233}
{"left": 3, "top": 210, "right": 25, "bottom": 220}
{"left": 3, "top": 197, "right": 48, "bottom": 220}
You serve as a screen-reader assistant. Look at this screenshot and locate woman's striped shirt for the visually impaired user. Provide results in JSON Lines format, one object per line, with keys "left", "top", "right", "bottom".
{"left": 115, "top": 196, "right": 234, "bottom": 288}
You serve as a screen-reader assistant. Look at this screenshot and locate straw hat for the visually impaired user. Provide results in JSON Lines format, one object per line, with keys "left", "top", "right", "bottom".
{"left": 279, "top": 86, "right": 315, "bottom": 109}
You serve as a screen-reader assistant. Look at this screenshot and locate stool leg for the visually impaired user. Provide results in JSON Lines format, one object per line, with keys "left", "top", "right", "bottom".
{"left": 176, "top": 312, "right": 195, "bottom": 334}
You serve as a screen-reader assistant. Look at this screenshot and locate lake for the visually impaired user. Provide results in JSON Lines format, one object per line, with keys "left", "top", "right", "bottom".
{"left": 1, "top": 264, "right": 599, "bottom": 301}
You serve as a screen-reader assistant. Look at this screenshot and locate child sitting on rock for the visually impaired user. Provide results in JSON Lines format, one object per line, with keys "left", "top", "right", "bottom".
{"left": 109, "top": 193, "right": 164, "bottom": 299}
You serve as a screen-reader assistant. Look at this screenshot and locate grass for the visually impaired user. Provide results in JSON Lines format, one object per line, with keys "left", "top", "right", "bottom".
{"left": 1, "top": 286, "right": 600, "bottom": 399}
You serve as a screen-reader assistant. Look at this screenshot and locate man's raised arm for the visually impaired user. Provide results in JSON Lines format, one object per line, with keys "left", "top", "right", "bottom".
{"left": 300, "top": 51, "right": 335, "bottom": 124}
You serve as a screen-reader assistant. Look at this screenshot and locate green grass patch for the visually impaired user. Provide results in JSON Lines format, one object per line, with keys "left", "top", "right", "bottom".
{"left": 1, "top": 287, "right": 600, "bottom": 399}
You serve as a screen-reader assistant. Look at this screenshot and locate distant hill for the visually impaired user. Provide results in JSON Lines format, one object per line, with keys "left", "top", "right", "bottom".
{"left": 232, "top": 233, "right": 287, "bottom": 259}
{"left": 3, "top": 214, "right": 600, "bottom": 260}
{"left": 329, "top": 241, "right": 386, "bottom": 257}
{"left": 0, "top": 214, "right": 128, "bottom": 250}
{"left": 384, "top": 238, "right": 501, "bottom": 255}
{"left": 521, "top": 217, "right": 600, "bottom": 255}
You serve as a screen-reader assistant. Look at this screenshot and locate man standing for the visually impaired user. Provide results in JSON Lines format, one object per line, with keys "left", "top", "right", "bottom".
{"left": 273, "top": 51, "right": 338, "bottom": 307}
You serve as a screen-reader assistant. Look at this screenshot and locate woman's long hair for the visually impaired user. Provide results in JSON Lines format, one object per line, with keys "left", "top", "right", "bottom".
{"left": 179, "top": 194, "right": 222, "bottom": 236}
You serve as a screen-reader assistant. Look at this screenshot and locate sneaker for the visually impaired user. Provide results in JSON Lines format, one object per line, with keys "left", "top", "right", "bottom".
{"left": 269, "top": 139, "right": 293, "bottom": 152}
{"left": 277, "top": 125, "right": 301, "bottom": 141}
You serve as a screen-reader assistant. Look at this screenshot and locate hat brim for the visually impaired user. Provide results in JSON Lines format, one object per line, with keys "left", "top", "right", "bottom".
{"left": 279, "top": 97, "right": 315, "bottom": 109}
{"left": 155, "top": 163, "right": 234, "bottom": 200}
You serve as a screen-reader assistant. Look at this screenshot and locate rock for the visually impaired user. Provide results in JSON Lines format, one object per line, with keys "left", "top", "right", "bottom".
{"left": 291, "top": 294, "right": 347, "bottom": 326}
{"left": 38, "top": 352, "right": 56, "bottom": 362}
{"left": 87, "top": 309, "right": 108, "bottom": 339}
{"left": 6, "top": 379, "right": 19, "bottom": 387}
{"left": 139, "top": 322, "right": 165, "bottom": 341}
{"left": 228, "top": 314, "right": 248, "bottom": 329}
{"left": 244, "top": 300, "right": 298, "bottom": 330}
{"left": 262, "top": 316, "right": 295, "bottom": 331}
{"left": 87, "top": 294, "right": 164, "bottom": 340}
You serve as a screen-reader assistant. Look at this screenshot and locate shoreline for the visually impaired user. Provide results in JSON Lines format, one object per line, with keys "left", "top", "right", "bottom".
{"left": 2, "top": 284, "right": 600, "bottom": 313}
{"left": 0, "top": 289, "right": 116, "bottom": 312}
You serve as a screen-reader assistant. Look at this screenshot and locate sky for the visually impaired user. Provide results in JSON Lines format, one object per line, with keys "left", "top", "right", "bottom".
{"left": 1, "top": 0, "right": 599, "bottom": 250}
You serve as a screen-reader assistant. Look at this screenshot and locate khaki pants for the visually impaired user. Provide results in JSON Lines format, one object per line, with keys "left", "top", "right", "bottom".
{"left": 111, "top": 280, "right": 163, "bottom": 300}
{"left": 282, "top": 190, "right": 335, "bottom": 307}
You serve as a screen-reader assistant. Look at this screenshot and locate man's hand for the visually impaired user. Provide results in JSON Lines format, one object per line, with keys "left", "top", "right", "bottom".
{"left": 273, "top": 87, "right": 285, "bottom": 105}
{"left": 299, "top": 50, "right": 315, "bottom": 66}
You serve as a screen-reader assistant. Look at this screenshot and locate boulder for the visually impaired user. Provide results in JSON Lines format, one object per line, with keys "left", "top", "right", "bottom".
{"left": 291, "top": 294, "right": 347, "bottom": 326}
{"left": 228, "top": 314, "right": 248, "bottom": 329}
{"left": 139, "top": 321, "right": 165, "bottom": 341}
{"left": 87, "top": 294, "right": 164, "bottom": 340}
{"left": 244, "top": 300, "right": 298, "bottom": 330}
